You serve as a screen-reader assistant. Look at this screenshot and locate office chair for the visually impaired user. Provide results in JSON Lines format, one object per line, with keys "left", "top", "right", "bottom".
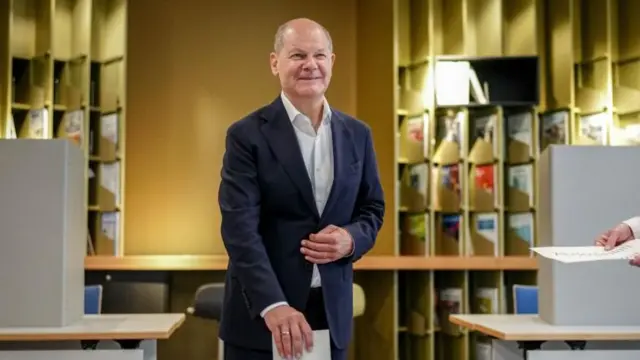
{"left": 513, "top": 284, "right": 538, "bottom": 315}
{"left": 187, "top": 282, "right": 366, "bottom": 359}
{"left": 81, "top": 285, "right": 103, "bottom": 350}
{"left": 84, "top": 284, "right": 103, "bottom": 315}
{"left": 511, "top": 284, "right": 586, "bottom": 358}
{"left": 187, "top": 283, "right": 225, "bottom": 359}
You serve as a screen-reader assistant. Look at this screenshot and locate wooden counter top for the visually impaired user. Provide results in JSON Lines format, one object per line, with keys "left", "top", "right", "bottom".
{"left": 85, "top": 255, "right": 538, "bottom": 271}
{"left": 449, "top": 314, "right": 640, "bottom": 341}
{"left": 0, "top": 314, "right": 185, "bottom": 341}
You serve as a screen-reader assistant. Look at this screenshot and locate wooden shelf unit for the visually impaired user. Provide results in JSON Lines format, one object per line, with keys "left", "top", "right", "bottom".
{"left": 391, "top": 0, "right": 544, "bottom": 359}
{"left": 84, "top": 255, "right": 538, "bottom": 271}
{"left": 545, "top": 0, "right": 640, "bottom": 147}
{"left": 386, "top": 0, "right": 640, "bottom": 359}
{"left": 0, "top": 0, "right": 127, "bottom": 257}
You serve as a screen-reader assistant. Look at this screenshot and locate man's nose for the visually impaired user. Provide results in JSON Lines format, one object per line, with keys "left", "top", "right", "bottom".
{"left": 303, "top": 58, "right": 318, "bottom": 70}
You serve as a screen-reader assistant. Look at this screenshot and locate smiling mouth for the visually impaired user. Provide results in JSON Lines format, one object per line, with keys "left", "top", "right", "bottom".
{"left": 299, "top": 77, "right": 321, "bottom": 80}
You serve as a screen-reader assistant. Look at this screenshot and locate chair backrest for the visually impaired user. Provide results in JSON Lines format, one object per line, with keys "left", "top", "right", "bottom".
{"left": 189, "top": 283, "right": 225, "bottom": 321}
{"left": 84, "top": 285, "right": 103, "bottom": 315}
{"left": 513, "top": 284, "right": 538, "bottom": 314}
{"left": 353, "top": 283, "right": 365, "bottom": 317}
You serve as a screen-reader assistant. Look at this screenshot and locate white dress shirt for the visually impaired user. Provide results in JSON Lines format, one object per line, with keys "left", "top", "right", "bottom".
{"left": 624, "top": 217, "right": 640, "bottom": 239}
{"left": 260, "top": 92, "right": 334, "bottom": 317}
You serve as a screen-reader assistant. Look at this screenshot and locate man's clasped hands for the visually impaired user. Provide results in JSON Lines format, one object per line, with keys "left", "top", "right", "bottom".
{"left": 264, "top": 224, "right": 354, "bottom": 359}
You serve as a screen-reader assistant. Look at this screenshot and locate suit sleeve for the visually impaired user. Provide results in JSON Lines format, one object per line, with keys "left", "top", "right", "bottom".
{"left": 343, "top": 126, "right": 385, "bottom": 262}
{"left": 218, "top": 125, "right": 287, "bottom": 319}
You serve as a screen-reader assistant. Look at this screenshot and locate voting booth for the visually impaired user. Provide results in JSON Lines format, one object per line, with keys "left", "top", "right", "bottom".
{"left": 0, "top": 140, "right": 86, "bottom": 328}
{"left": 0, "top": 140, "right": 184, "bottom": 360}
{"left": 449, "top": 145, "right": 640, "bottom": 360}
{"left": 537, "top": 145, "right": 640, "bottom": 327}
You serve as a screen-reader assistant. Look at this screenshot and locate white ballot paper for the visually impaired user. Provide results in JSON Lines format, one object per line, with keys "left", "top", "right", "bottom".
{"left": 272, "top": 329, "right": 331, "bottom": 360}
{"left": 531, "top": 239, "right": 640, "bottom": 263}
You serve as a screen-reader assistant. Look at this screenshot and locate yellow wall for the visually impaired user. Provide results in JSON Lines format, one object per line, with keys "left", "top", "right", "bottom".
{"left": 124, "top": 0, "right": 381, "bottom": 255}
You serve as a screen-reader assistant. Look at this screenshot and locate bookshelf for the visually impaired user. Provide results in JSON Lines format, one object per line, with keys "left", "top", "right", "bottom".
{"left": 0, "top": 0, "right": 127, "bottom": 257}
{"left": 388, "top": 0, "right": 640, "bottom": 359}
{"left": 395, "top": 0, "right": 542, "bottom": 359}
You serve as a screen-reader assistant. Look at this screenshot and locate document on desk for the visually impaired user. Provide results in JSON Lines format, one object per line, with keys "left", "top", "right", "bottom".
{"left": 272, "top": 329, "right": 330, "bottom": 360}
{"left": 531, "top": 239, "right": 640, "bottom": 263}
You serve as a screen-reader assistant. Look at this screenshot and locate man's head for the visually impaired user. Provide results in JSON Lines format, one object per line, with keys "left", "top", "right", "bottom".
{"left": 270, "top": 18, "right": 335, "bottom": 101}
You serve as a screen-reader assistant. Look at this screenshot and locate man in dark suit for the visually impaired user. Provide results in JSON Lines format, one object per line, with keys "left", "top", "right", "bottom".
{"left": 218, "top": 17, "right": 385, "bottom": 360}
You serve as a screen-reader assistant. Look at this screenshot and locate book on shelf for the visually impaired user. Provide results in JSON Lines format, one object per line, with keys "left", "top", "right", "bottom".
{"left": 400, "top": 213, "right": 429, "bottom": 256}
{"left": 5, "top": 114, "right": 16, "bottom": 139}
{"left": 506, "top": 110, "right": 534, "bottom": 163}
{"left": 468, "top": 113, "right": 498, "bottom": 164}
{"left": 437, "top": 288, "right": 463, "bottom": 335}
{"left": 400, "top": 163, "right": 429, "bottom": 210}
{"left": 507, "top": 164, "right": 534, "bottom": 211}
{"left": 469, "top": 164, "right": 498, "bottom": 211}
{"left": 434, "top": 61, "right": 470, "bottom": 106}
{"left": 432, "top": 164, "right": 461, "bottom": 212}
{"left": 433, "top": 109, "right": 465, "bottom": 164}
{"left": 434, "top": 61, "right": 487, "bottom": 106}
{"left": 99, "top": 161, "right": 121, "bottom": 208}
{"left": 437, "top": 214, "right": 462, "bottom": 255}
{"left": 540, "top": 110, "right": 569, "bottom": 151}
{"left": 57, "top": 109, "right": 84, "bottom": 146}
{"left": 87, "top": 231, "right": 96, "bottom": 255}
{"left": 506, "top": 212, "right": 535, "bottom": 256}
{"left": 577, "top": 112, "right": 608, "bottom": 145}
{"left": 398, "top": 113, "right": 429, "bottom": 162}
{"left": 474, "top": 287, "right": 498, "bottom": 314}
{"left": 96, "top": 211, "right": 120, "bottom": 256}
{"left": 468, "top": 212, "right": 499, "bottom": 256}
{"left": 19, "top": 108, "right": 49, "bottom": 139}
{"left": 611, "top": 123, "right": 640, "bottom": 145}
{"left": 100, "top": 113, "right": 119, "bottom": 160}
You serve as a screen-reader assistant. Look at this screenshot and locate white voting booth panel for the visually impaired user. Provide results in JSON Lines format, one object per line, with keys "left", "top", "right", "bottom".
{"left": 0, "top": 140, "right": 185, "bottom": 359}
{"left": 0, "top": 140, "right": 86, "bottom": 328}
{"left": 537, "top": 145, "right": 640, "bottom": 327}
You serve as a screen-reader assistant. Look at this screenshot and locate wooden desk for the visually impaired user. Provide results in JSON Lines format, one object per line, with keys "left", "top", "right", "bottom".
{"left": 449, "top": 314, "right": 640, "bottom": 360}
{"left": 0, "top": 314, "right": 185, "bottom": 360}
{"left": 450, "top": 314, "right": 640, "bottom": 341}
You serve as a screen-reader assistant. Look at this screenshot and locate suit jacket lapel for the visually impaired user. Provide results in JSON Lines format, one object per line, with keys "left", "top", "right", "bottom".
{"left": 260, "top": 97, "right": 319, "bottom": 218}
{"left": 321, "top": 111, "right": 356, "bottom": 222}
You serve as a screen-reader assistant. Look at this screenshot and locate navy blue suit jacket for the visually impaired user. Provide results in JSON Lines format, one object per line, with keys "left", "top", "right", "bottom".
{"left": 217, "top": 96, "right": 385, "bottom": 351}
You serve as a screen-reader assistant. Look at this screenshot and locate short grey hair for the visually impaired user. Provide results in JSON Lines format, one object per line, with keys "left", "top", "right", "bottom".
{"left": 273, "top": 20, "right": 333, "bottom": 54}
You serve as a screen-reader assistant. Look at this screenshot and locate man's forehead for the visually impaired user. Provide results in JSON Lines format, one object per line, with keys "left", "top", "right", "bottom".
{"left": 283, "top": 27, "right": 328, "bottom": 43}
{"left": 285, "top": 44, "right": 329, "bottom": 53}
{"left": 283, "top": 34, "right": 329, "bottom": 51}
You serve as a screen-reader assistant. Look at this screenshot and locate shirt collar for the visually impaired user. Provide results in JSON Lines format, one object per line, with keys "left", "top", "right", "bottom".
{"left": 280, "top": 91, "right": 332, "bottom": 124}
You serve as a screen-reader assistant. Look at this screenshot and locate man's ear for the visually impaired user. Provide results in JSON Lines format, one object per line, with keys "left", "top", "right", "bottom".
{"left": 269, "top": 52, "right": 278, "bottom": 76}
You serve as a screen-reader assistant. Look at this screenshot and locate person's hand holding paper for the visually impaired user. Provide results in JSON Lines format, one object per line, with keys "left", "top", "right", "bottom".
{"left": 531, "top": 239, "right": 640, "bottom": 263}
{"left": 594, "top": 222, "right": 639, "bottom": 266}
{"left": 595, "top": 223, "right": 634, "bottom": 250}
